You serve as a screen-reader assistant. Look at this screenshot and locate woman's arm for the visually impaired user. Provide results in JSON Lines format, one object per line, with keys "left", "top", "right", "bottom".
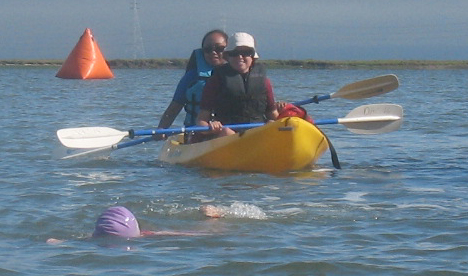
{"left": 265, "top": 78, "right": 279, "bottom": 121}
{"left": 265, "top": 109, "right": 279, "bottom": 121}
{"left": 157, "top": 70, "right": 197, "bottom": 129}
{"left": 141, "top": 230, "right": 210, "bottom": 237}
{"left": 196, "top": 109, "right": 225, "bottom": 134}
{"left": 158, "top": 101, "right": 184, "bottom": 129}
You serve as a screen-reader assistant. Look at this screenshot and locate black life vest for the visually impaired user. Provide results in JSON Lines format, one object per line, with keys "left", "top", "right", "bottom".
{"left": 213, "top": 63, "right": 268, "bottom": 124}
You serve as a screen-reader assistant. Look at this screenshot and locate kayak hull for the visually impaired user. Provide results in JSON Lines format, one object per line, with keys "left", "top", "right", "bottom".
{"left": 158, "top": 117, "right": 329, "bottom": 174}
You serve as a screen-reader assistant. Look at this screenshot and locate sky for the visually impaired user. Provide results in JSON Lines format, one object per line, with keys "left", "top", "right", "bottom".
{"left": 1, "top": 0, "right": 468, "bottom": 61}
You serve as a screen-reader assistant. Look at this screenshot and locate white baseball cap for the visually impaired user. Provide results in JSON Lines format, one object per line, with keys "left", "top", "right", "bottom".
{"left": 225, "top": 32, "right": 259, "bottom": 58}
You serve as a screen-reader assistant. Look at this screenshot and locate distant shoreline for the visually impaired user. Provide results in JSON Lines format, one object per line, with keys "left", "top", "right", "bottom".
{"left": 2, "top": 59, "right": 468, "bottom": 69}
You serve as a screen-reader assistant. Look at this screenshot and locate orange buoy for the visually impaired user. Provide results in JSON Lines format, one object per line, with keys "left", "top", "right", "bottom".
{"left": 56, "top": 28, "right": 114, "bottom": 79}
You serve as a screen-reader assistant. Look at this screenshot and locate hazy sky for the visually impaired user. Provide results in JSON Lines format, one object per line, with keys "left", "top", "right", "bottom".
{"left": 1, "top": 0, "right": 468, "bottom": 60}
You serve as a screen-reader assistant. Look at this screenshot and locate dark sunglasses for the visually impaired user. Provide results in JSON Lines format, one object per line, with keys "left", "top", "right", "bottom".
{"left": 202, "top": 45, "right": 226, "bottom": 54}
{"left": 227, "top": 49, "right": 255, "bottom": 58}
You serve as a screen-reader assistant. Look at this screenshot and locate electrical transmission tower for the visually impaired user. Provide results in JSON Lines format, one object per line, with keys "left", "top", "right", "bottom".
{"left": 131, "top": 0, "right": 146, "bottom": 59}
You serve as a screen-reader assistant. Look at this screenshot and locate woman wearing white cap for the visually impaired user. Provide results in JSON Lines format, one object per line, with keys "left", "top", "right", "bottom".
{"left": 196, "top": 32, "right": 279, "bottom": 137}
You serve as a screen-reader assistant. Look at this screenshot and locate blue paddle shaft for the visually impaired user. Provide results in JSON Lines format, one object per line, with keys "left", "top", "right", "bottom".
{"left": 115, "top": 136, "right": 154, "bottom": 149}
{"left": 133, "top": 123, "right": 265, "bottom": 136}
{"left": 293, "top": 95, "right": 330, "bottom": 106}
{"left": 131, "top": 119, "right": 343, "bottom": 139}
{"left": 313, "top": 118, "right": 339, "bottom": 125}
{"left": 129, "top": 97, "right": 332, "bottom": 138}
{"left": 128, "top": 94, "right": 339, "bottom": 138}
{"left": 118, "top": 123, "right": 265, "bottom": 150}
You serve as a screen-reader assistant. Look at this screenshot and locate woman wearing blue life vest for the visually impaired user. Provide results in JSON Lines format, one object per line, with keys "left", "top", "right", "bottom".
{"left": 196, "top": 32, "right": 279, "bottom": 138}
{"left": 157, "top": 30, "right": 228, "bottom": 131}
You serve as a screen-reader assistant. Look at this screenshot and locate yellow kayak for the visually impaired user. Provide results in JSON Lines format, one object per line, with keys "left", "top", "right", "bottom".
{"left": 158, "top": 117, "right": 329, "bottom": 174}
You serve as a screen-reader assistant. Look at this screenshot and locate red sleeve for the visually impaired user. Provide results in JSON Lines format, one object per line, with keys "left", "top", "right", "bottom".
{"left": 265, "top": 78, "right": 276, "bottom": 112}
{"left": 200, "top": 72, "right": 222, "bottom": 111}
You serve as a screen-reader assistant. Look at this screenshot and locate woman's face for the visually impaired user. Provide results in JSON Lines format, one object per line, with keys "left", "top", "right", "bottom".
{"left": 227, "top": 46, "right": 254, "bottom": 74}
{"left": 202, "top": 33, "right": 227, "bottom": 67}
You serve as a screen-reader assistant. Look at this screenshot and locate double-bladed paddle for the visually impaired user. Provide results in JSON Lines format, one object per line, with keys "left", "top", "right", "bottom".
{"left": 293, "top": 74, "right": 399, "bottom": 106}
{"left": 57, "top": 74, "right": 401, "bottom": 159}
{"left": 57, "top": 103, "right": 403, "bottom": 159}
{"left": 57, "top": 73, "right": 399, "bottom": 149}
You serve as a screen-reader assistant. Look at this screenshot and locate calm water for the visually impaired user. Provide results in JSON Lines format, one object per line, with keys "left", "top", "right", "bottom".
{"left": 1, "top": 67, "right": 467, "bottom": 275}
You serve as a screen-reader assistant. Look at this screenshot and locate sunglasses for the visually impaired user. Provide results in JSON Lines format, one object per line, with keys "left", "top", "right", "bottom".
{"left": 227, "top": 49, "right": 255, "bottom": 58}
{"left": 202, "top": 45, "right": 226, "bottom": 54}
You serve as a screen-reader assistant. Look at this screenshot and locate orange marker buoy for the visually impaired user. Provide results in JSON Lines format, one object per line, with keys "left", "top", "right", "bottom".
{"left": 56, "top": 28, "right": 114, "bottom": 79}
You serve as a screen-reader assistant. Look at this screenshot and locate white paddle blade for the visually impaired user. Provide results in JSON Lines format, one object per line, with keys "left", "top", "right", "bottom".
{"left": 335, "top": 74, "right": 399, "bottom": 100}
{"left": 340, "top": 104, "right": 403, "bottom": 134}
{"left": 57, "top": 127, "right": 128, "bottom": 148}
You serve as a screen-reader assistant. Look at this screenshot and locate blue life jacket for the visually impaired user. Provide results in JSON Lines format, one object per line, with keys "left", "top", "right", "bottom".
{"left": 184, "top": 49, "right": 213, "bottom": 126}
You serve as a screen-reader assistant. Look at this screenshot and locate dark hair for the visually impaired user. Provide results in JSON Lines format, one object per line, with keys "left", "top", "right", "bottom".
{"left": 186, "top": 30, "right": 228, "bottom": 72}
{"left": 201, "top": 29, "right": 228, "bottom": 47}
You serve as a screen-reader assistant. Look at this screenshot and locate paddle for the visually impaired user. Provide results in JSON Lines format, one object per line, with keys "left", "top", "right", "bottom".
{"left": 293, "top": 74, "right": 399, "bottom": 106}
{"left": 57, "top": 123, "right": 266, "bottom": 149}
{"left": 57, "top": 104, "right": 403, "bottom": 151}
{"left": 57, "top": 74, "right": 399, "bottom": 148}
{"left": 314, "top": 103, "right": 403, "bottom": 135}
{"left": 60, "top": 136, "right": 155, "bottom": 159}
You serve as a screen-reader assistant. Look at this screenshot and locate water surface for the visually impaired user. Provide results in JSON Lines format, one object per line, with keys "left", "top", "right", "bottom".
{"left": 0, "top": 67, "right": 467, "bottom": 275}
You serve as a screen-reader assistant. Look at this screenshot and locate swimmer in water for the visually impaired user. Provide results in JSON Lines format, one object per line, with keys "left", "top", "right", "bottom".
{"left": 47, "top": 206, "right": 206, "bottom": 244}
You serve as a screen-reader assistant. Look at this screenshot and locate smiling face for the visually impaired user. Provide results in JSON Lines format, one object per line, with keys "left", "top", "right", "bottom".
{"left": 202, "top": 33, "right": 227, "bottom": 67}
{"left": 226, "top": 46, "right": 255, "bottom": 74}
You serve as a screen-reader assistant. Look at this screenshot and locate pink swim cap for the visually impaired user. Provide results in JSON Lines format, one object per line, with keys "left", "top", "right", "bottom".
{"left": 92, "top": 206, "right": 141, "bottom": 238}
